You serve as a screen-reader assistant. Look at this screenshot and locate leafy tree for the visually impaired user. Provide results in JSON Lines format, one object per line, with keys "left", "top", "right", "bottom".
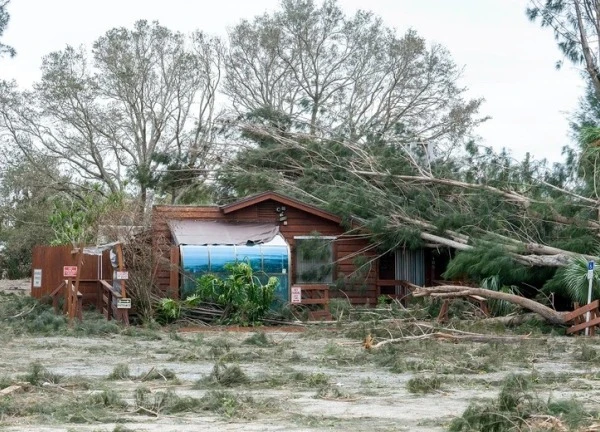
{"left": 527, "top": 1, "right": 600, "bottom": 97}
{"left": 1, "top": 21, "right": 224, "bottom": 211}
{"left": 0, "top": 0, "right": 15, "bottom": 58}
{"left": 226, "top": 0, "right": 484, "bottom": 146}
{"left": 0, "top": 155, "right": 58, "bottom": 277}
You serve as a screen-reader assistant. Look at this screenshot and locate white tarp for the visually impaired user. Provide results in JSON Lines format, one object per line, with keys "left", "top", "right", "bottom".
{"left": 168, "top": 220, "right": 280, "bottom": 246}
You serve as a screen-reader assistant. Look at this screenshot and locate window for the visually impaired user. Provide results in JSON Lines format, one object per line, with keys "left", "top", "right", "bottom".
{"left": 295, "top": 236, "right": 335, "bottom": 284}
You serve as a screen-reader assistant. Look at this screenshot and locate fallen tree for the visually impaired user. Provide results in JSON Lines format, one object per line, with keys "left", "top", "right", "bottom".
{"left": 413, "top": 285, "right": 570, "bottom": 325}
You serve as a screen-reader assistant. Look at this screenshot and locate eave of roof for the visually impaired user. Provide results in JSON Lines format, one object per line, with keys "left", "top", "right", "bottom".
{"left": 221, "top": 191, "right": 342, "bottom": 224}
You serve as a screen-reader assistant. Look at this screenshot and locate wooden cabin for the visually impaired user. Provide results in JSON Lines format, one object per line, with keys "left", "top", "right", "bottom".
{"left": 152, "top": 191, "right": 447, "bottom": 306}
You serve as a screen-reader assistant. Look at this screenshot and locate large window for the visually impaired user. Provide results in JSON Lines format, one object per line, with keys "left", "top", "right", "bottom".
{"left": 295, "top": 236, "right": 335, "bottom": 284}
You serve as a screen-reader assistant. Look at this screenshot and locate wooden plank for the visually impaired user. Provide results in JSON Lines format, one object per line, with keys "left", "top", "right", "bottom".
{"left": 115, "top": 244, "right": 126, "bottom": 298}
{"left": 567, "top": 316, "right": 600, "bottom": 334}
{"left": 565, "top": 300, "right": 600, "bottom": 322}
{"left": 99, "top": 280, "right": 113, "bottom": 291}
{"left": 170, "top": 246, "right": 180, "bottom": 298}
{"left": 299, "top": 298, "right": 328, "bottom": 305}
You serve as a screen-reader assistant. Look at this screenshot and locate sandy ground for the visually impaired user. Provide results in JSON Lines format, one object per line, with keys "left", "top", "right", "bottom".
{"left": 0, "top": 279, "right": 30, "bottom": 295}
{"left": 1, "top": 321, "right": 600, "bottom": 432}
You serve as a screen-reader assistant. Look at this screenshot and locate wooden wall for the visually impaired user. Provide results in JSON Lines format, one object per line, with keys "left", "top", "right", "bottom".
{"left": 152, "top": 198, "right": 379, "bottom": 305}
{"left": 31, "top": 245, "right": 113, "bottom": 307}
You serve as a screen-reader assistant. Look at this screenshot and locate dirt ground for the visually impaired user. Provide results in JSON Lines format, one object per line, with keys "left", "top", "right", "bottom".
{"left": 0, "top": 279, "right": 30, "bottom": 295}
{"left": 1, "top": 289, "right": 600, "bottom": 431}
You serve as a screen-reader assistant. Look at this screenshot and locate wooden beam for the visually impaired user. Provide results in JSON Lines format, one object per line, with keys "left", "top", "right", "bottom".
{"left": 564, "top": 300, "right": 600, "bottom": 322}
{"left": 170, "top": 246, "right": 180, "bottom": 298}
{"left": 567, "top": 316, "right": 600, "bottom": 334}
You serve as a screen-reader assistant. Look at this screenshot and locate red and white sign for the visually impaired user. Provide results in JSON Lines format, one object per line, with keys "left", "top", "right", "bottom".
{"left": 63, "top": 266, "right": 78, "bottom": 278}
{"left": 291, "top": 286, "right": 302, "bottom": 304}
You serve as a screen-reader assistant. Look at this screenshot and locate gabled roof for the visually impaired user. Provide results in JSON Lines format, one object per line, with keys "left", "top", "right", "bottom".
{"left": 221, "top": 191, "right": 342, "bottom": 224}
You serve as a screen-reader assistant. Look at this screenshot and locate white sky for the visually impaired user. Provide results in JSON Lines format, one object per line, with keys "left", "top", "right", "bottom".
{"left": 0, "top": 0, "right": 585, "bottom": 164}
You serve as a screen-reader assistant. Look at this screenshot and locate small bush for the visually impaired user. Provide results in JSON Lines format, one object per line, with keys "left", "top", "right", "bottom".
{"left": 579, "top": 344, "right": 600, "bottom": 362}
{"left": 139, "top": 368, "right": 178, "bottom": 382}
{"left": 22, "top": 362, "right": 62, "bottom": 386}
{"left": 315, "top": 384, "right": 353, "bottom": 400}
{"left": 243, "top": 332, "right": 272, "bottom": 346}
{"left": 89, "top": 389, "right": 127, "bottom": 408}
{"left": 449, "top": 373, "right": 593, "bottom": 432}
{"left": 406, "top": 375, "right": 442, "bottom": 394}
{"left": 135, "top": 386, "right": 201, "bottom": 415}
{"left": 195, "top": 262, "right": 277, "bottom": 325}
{"left": 108, "top": 364, "right": 131, "bottom": 380}
{"left": 306, "top": 373, "right": 329, "bottom": 387}
{"left": 0, "top": 376, "right": 14, "bottom": 390}
{"left": 199, "top": 363, "right": 248, "bottom": 387}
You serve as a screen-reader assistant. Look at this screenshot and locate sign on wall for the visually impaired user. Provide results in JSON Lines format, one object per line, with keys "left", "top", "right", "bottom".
{"left": 117, "top": 298, "right": 132, "bottom": 309}
{"left": 32, "top": 269, "right": 42, "bottom": 288}
{"left": 291, "top": 286, "right": 302, "bottom": 304}
{"left": 63, "top": 266, "right": 78, "bottom": 278}
{"left": 115, "top": 271, "right": 129, "bottom": 280}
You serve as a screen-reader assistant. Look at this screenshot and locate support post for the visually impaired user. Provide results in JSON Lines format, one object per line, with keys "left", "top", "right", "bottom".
{"left": 586, "top": 261, "right": 595, "bottom": 336}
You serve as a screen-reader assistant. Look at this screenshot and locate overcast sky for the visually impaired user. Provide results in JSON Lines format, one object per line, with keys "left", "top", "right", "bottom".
{"left": 0, "top": 0, "right": 585, "bottom": 164}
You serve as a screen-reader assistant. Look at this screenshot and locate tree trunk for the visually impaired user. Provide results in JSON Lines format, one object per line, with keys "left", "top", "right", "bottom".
{"left": 412, "top": 285, "right": 569, "bottom": 325}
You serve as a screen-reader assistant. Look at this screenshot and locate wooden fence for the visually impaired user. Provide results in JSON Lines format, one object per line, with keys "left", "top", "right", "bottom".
{"left": 566, "top": 300, "right": 600, "bottom": 335}
{"left": 31, "top": 245, "right": 113, "bottom": 307}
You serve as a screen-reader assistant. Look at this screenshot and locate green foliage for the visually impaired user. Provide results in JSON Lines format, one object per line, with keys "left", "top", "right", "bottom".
{"left": 243, "top": 332, "right": 272, "bottom": 347}
{"left": 88, "top": 390, "right": 126, "bottom": 408}
{"left": 107, "top": 364, "right": 131, "bottom": 381}
{"left": 443, "top": 245, "right": 528, "bottom": 286}
{"left": 195, "top": 262, "right": 277, "bottom": 325}
{"left": 0, "top": 0, "right": 15, "bottom": 58}
{"left": 481, "top": 276, "right": 519, "bottom": 317}
{"left": 0, "top": 155, "right": 57, "bottom": 277}
{"left": 22, "top": 362, "right": 62, "bottom": 386}
{"left": 406, "top": 375, "right": 442, "bottom": 394}
{"left": 200, "top": 362, "right": 249, "bottom": 387}
{"left": 296, "top": 234, "right": 334, "bottom": 283}
{"left": 155, "top": 298, "right": 182, "bottom": 324}
{"left": 561, "top": 255, "right": 600, "bottom": 304}
{"left": 449, "top": 373, "right": 593, "bottom": 431}
{"left": 49, "top": 189, "right": 124, "bottom": 246}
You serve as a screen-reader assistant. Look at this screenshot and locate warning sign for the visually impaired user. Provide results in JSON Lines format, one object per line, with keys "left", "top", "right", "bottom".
{"left": 117, "top": 298, "right": 132, "bottom": 309}
{"left": 63, "top": 266, "right": 78, "bottom": 278}
{"left": 115, "top": 271, "right": 129, "bottom": 280}
{"left": 291, "top": 286, "right": 302, "bottom": 304}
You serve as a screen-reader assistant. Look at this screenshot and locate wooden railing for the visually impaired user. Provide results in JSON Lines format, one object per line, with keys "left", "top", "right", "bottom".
{"left": 292, "top": 284, "right": 332, "bottom": 321}
{"left": 99, "top": 280, "right": 129, "bottom": 325}
{"left": 50, "top": 281, "right": 83, "bottom": 321}
{"left": 566, "top": 300, "right": 600, "bottom": 335}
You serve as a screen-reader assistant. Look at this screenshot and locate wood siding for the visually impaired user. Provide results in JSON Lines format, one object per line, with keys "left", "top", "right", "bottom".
{"left": 152, "top": 198, "right": 378, "bottom": 305}
{"left": 31, "top": 245, "right": 113, "bottom": 307}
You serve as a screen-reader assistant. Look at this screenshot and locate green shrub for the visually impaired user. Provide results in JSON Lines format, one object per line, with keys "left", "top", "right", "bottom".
{"left": 107, "top": 364, "right": 131, "bottom": 380}
{"left": 199, "top": 363, "right": 249, "bottom": 387}
{"left": 243, "top": 332, "right": 272, "bottom": 346}
{"left": 195, "top": 262, "right": 277, "bottom": 325}
{"left": 22, "top": 362, "right": 62, "bottom": 386}
{"left": 406, "top": 375, "right": 442, "bottom": 394}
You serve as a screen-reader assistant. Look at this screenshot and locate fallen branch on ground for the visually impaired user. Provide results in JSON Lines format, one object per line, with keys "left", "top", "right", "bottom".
{"left": 366, "top": 331, "right": 540, "bottom": 349}
{"left": 413, "top": 285, "right": 569, "bottom": 325}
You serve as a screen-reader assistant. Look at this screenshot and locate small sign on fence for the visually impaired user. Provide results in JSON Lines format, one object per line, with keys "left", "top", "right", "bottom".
{"left": 32, "top": 269, "right": 42, "bottom": 288}
{"left": 63, "top": 266, "right": 78, "bottom": 278}
{"left": 291, "top": 286, "right": 302, "bottom": 304}
{"left": 115, "top": 271, "right": 129, "bottom": 280}
{"left": 117, "top": 298, "right": 132, "bottom": 309}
